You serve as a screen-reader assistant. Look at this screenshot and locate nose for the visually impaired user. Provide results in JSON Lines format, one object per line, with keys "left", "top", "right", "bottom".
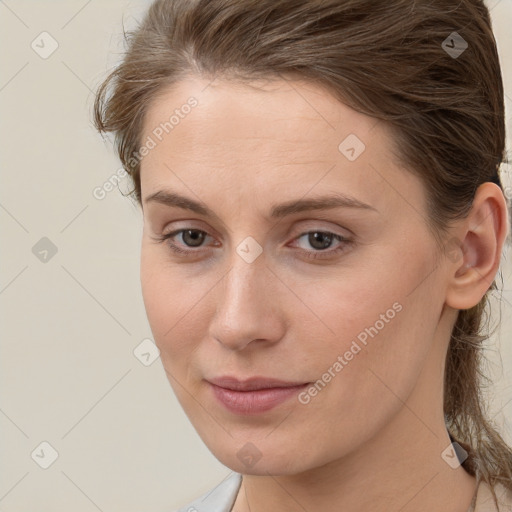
{"left": 208, "top": 252, "right": 285, "bottom": 351}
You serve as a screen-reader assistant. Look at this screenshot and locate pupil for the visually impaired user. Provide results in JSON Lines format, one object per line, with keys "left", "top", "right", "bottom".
{"left": 310, "top": 232, "right": 332, "bottom": 250}
{"left": 184, "top": 230, "right": 204, "bottom": 247}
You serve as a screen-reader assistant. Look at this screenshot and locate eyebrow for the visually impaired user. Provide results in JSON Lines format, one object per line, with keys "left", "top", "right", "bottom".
{"left": 143, "top": 190, "right": 378, "bottom": 220}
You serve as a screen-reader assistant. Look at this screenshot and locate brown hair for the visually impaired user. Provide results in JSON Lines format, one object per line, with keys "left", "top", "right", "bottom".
{"left": 92, "top": 0, "right": 512, "bottom": 507}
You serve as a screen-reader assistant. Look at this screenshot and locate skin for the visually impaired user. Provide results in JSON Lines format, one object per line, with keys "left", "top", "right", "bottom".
{"left": 138, "top": 75, "right": 508, "bottom": 512}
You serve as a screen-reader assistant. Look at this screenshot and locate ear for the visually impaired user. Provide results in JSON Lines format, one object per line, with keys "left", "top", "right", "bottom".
{"left": 445, "top": 182, "right": 509, "bottom": 310}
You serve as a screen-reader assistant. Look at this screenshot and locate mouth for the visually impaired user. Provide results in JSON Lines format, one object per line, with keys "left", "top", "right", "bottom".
{"left": 207, "top": 375, "right": 310, "bottom": 391}
{"left": 205, "top": 375, "right": 311, "bottom": 415}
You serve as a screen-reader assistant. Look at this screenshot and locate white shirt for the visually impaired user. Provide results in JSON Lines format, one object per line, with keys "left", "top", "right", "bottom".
{"left": 173, "top": 472, "right": 242, "bottom": 512}
{"left": 173, "top": 473, "right": 512, "bottom": 512}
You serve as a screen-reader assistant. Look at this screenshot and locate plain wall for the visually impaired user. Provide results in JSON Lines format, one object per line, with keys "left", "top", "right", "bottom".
{"left": 1, "top": 1, "right": 511, "bottom": 510}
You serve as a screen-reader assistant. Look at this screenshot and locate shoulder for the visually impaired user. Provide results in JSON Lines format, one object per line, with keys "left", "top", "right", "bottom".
{"left": 473, "top": 480, "right": 512, "bottom": 512}
{"left": 172, "top": 472, "right": 243, "bottom": 512}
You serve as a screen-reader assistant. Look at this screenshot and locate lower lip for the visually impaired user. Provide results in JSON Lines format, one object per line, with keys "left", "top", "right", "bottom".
{"left": 208, "top": 382, "right": 310, "bottom": 415}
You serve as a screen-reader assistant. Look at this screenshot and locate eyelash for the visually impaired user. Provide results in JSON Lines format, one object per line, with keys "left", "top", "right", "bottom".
{"left": 153, "top": 228, "right": 353, "bottom": 261}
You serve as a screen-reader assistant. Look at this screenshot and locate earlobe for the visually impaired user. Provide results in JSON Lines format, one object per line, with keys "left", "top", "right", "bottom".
{"left": 445, "top": 182, "right": 509, "bottom": 310}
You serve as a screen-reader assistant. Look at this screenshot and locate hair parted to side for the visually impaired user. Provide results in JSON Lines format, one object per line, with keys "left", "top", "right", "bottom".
{"left": 93, "top": 0, "right": 512, "bottom": 507}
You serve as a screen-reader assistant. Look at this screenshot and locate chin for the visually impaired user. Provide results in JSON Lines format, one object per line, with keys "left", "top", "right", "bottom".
{"left": 220, "top": 454, "right": 305, "bottom": 476}
{"left": 201, "top": 436, "right": 313, "bottom": 476}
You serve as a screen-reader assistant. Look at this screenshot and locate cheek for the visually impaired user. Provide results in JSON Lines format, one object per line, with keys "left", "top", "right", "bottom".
{"left": 299, "top": 246, "right": 440, "bottom": 393}
{"left": 299, "top": 259, "right": 404, "bottom": 350}
{"left": 291, "top": 268, "right": 440, "bottom": 455}
{"left": 140, "top": 243, "right": 213, "bottom": 368}
{"left": 140, "top": 246, "right": 186, "bottom": 354}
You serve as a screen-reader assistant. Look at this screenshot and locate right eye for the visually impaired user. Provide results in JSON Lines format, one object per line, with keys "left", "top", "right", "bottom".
{"left": 154, "top": 228, "right": 215, "bottom": 256}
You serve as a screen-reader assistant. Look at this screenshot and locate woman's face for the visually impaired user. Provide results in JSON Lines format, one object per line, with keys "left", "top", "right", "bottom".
{"left": 139, "top": 76, "right": 453, "bottom": 475}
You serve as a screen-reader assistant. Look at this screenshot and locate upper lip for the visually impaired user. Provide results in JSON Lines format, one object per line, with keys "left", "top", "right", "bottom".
{"left": 207, "top": 376, "right": 309, "bottom": 391}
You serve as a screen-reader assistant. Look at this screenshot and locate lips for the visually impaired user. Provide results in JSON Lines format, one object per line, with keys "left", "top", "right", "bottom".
{"left": 206, "top": 375, "right": 309, "bottom": 391}
{"left": 206, "top": 375, "right": 311, "bottom": 415}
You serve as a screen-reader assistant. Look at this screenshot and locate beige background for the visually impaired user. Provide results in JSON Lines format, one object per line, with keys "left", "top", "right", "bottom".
{"left": 1, "top": 1, "right": 511, "bottom": 510}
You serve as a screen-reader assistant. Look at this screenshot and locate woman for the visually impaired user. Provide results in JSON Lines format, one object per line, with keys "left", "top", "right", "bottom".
{"left": 92, "top": 0, "right": 512, "bottom": 510}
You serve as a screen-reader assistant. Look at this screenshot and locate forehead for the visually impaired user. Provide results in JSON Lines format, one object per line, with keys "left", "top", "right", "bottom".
{"left": 139, "top": 75, "right": 424, "bottom": 221}
{"left": 142, "top": 75, "right": 381, "bottom": 156}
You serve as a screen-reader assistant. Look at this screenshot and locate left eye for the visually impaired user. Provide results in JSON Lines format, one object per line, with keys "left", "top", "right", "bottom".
{"left": 154, "top": 228, "right": 352, "bottom": 260}
{"left": 290, "top": 231, "right": 351, "bottom": 260}
{"left": 294, "top": 231, "right": 344, "bottom": 251}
